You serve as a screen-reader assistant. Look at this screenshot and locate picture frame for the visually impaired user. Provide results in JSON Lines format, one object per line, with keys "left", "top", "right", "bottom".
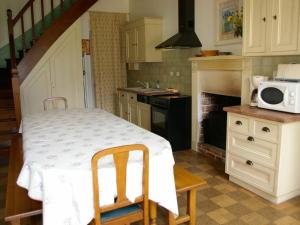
{"left": 215, "top": 0, "right": 242, "bottom": 46}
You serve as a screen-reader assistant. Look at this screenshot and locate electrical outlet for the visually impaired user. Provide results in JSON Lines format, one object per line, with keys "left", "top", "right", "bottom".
{"left": 170, "top": 72, "right": 174, "bottom": 76}
{"left": 176, "top": 72, "right": 180, "bottom": 77}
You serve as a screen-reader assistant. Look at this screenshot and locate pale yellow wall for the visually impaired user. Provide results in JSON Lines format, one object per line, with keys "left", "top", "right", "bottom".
{"left": 129, "top": 0, "right": 243, "bottom": 55}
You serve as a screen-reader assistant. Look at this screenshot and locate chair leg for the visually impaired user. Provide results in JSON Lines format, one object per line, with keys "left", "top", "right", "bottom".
{"left": 149, "top": 201, "right": 157, "bottom": 225}
{"left": 187, "top": 189, "right": 196, "bottom": 225}
{"left": 168, "top": 212, "right": 177, "bottom": 225}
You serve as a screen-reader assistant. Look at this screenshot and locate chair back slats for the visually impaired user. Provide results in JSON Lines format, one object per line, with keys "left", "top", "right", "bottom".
{"left": 113, "top": 151, "right": 129, "bottom": 203}
{"left": 43, "top": 97, "right": 68, "bottom": 111}
{"left": 91, "top": 144, "right": 149, "bottom": 225}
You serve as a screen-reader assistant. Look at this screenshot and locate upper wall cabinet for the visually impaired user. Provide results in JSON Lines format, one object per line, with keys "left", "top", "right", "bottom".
{"left": 123, "top": 17, "right": 162, "bottom": 63}
{"left": 243, "top": 0, "right": 300, "bottom": 56}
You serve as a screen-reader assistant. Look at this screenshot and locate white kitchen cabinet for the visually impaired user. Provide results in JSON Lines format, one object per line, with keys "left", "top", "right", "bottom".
{"left": 226, "top": 112, "right": 300, "bottom": 203}
{"left": 124, "top": 17, "right": 162, "bottom": 63}
{"left": 119, "top": 91, "right": 128, "bottom": 120}
{"left": 137, "top": 102, "right": 151, "bottom": 131}
{"left": 21, "top": 20, "right": 84, "bottom": 116}
{"left": 243, "top": 0, "right": 300, "bottom": 56}
{"left": 243, "top": 0, "right": 268, "bottom": 54}
{"left": 118, "top": 91, "right": 151, "bottom": 130}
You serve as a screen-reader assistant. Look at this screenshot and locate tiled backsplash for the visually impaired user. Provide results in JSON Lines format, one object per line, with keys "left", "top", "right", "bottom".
{"left": 252, "top": 55, "right": 300, "bottom": 78}
{"left": 127, "top": 48, "right": 200, "bottom": 95}
{"left": 127, "top": 53, "right": 300, "bottom": 96}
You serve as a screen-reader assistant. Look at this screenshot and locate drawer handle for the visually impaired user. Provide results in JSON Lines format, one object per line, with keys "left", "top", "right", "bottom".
{"left": 235, "top": 120, "right": 243, "bottom": 126}
{"left": 247, "top": 136, "right": 254, "bottom": 142}
{"left": 262, "top": 127, "right": 270, "bottom": 133}
{"left": 246, "top": 160, "right": 254, "bottom": 166}
{"left": 131, "top": 97, "right": 134, "bottom": 99}
{"left": 121, "top": 94, "right": 124, "bottom": 97}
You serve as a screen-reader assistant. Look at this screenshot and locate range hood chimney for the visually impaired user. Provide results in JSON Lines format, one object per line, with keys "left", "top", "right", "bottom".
{"left": 156, "top": 0, "right": 202, "bottom": 49}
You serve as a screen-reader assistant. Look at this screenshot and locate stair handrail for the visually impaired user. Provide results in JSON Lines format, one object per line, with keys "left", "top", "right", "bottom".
{"left": 7, "top": 0, "right": 65, "bottom": 68}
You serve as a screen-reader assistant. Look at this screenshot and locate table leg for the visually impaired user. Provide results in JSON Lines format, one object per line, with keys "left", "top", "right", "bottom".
{"left": 187, "top": 190, "right": 196, "bottom": 225}
{"left": 150, "top": 201, "right": 157, "bottom": 225}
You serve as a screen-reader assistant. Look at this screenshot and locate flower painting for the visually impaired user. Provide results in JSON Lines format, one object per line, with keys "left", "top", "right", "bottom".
{"left": 215, "top": 0, "right": 242, "bottom": 45}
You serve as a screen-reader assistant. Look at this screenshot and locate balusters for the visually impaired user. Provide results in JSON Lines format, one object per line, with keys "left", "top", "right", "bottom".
{"left": 30, "top": 2, "right": 36, "bottom": 43}
{"left": 61, "top": 0, "right": 64, "bottom": 12}
{"left": 51, "top": 0, "right": 54, "bottom": 19}
{"left": 7, "top": 9, "right": 17, "bottom": 70}
{"left": 40, "top": 0, "right": 45, "bottom": 30}
{"left": 21, "top": 15, "right": 26, "bottom": 54}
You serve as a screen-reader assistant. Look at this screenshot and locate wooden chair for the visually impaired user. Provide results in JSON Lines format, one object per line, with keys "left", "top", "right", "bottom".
{"left": 43, "top": 97, "right": 68, "bottom": 111}
{"left": 91, "top": 144, "right": 149, "bottom": 225}
{"left": 168, "top": 165, "right": 206, "bottom": 225}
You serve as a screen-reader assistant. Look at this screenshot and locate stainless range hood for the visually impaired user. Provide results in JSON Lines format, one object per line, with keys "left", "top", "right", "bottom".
{"left": 155, "top": 0, "right": 202, "bottom": 49}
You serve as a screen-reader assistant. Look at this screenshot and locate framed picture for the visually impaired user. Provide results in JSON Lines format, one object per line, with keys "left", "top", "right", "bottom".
{"left": 215, "top": 0, "right": 242, "bottom": 45}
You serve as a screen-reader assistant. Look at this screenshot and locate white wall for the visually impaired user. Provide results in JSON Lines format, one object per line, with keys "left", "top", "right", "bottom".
{"left": 129, "top": 0, "right": 242, "bottom": 55}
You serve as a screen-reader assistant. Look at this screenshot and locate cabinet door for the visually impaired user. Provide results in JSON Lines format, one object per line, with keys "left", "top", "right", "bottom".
{"left": 135, "top": 26, "right": 146, "bottom": 62}
{"left": 20, "top": 61, "right": 52, "bottom": 116}
{"left": 50, "top": 22, "right": 84, "bottom": 109}
{"left": 128, "top": 101, "right": 138, "bottom": 124}
{"left": 119, "top": 92, "right": 128, "bottom": 120}
{"left": 137, "top": 102, "right": 151, "bottom": 130}
{"left": 270, "top": 0, "right": 300, "bottom": 52}
{"left": 126, "top": 29, "right": 136, "bottom": 62}
{"left": 243, "top": 0, "right": 268, "bottom": 54}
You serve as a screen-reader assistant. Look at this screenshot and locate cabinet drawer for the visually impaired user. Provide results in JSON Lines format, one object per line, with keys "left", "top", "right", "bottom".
{"left": 127, "top": 93, "right": 137, "bottom": 102}
{"left": 228, "top": 132, "right": 278, "bottom": 168}
{"left": 254, "top": 120, "right": 279, "bottom": 143}
{"left": 119, "top": 91, "right": 127, "bottom": 100}
{"left": 228, "top": 114, "right": 249, "bottom": 134}
{"left": 226, "top": 154, "right": 275, "bottom": 194}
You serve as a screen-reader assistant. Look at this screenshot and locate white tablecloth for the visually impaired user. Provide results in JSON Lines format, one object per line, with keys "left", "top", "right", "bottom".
{"left": 17, "top": 108, "right": 178, "bottom": 225}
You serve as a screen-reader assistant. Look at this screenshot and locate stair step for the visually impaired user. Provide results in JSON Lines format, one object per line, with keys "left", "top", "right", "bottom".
{"left": 0, "top": 109, "right": 16, "bottom": 120}
{"left": 0, "top": 120, "right": 17, "bottom": 132}
{"left": 0, "top": 89, "right": 13, "bottom": 99}
{"left": 0, "top": 99, "right": 14, "bottom": 108}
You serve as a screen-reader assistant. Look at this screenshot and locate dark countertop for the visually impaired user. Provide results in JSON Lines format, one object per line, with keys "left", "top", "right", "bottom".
{"left": 223, "top": 105, "right": 300, "bottom": 123}
{"left": 117, "top": 87, "right": 178, "bottom": 96}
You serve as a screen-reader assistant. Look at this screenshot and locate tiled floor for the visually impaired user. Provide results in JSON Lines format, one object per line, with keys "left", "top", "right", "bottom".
{"left": 1, "top": 151, "right": 300, "bottom": 225}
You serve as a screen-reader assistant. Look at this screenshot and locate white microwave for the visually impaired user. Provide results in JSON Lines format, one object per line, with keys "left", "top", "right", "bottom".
{"left": 258, "top": 80, "right": 300, "bottom": 113}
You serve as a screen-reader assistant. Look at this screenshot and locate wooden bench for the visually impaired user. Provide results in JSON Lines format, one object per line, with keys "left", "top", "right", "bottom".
{"left": 169, "top": 165, "right": 207, "bottom": 225}
{"left": 5, "top": 135, "right": 42, "bottom": 225}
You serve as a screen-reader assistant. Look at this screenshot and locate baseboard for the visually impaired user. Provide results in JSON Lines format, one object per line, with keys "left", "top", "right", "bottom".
{"left": 229, "top": 176, "right": 300, "bottom": 204}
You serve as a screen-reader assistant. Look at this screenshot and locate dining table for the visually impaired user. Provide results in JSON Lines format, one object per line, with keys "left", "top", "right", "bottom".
{"left": 17, "top": 108, "right": 178, "bottom": 225}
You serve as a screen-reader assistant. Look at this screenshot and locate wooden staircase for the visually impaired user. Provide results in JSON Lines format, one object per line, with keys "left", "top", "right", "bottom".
{"left": 2, "top": 0, "right": 97, "bottom": 157}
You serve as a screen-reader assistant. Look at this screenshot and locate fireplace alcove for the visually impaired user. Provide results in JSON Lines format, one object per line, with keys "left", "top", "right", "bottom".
{"left": 190, "top": 56, "right": 252, "bottom": 159}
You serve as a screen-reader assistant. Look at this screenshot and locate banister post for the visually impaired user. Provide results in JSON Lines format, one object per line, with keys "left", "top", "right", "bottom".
{"left": 11, "top": 69, "right": 22, "bottom": 127}
{"left": 7, "top": 9, "right": 17, "bottom": 70}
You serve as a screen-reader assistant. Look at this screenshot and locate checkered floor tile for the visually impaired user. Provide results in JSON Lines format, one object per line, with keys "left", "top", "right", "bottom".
{"left": 1, "top": 151, "right": 300, "bottom": 225}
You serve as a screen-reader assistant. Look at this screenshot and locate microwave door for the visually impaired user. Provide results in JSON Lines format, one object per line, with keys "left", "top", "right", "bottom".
{"left": 260, "top": 87, "right": 285, "bottom": 105}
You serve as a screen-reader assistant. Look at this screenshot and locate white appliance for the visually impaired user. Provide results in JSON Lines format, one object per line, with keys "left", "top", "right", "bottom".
{"left": 249, "top": 76, "right": 268, "bottom": 107}
{"left": 258, "top": 80, "right": 300, "bottom": 113}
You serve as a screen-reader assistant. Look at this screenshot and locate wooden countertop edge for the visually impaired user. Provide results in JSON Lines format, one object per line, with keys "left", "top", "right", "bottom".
{"left": 223, "top": 105, "right": 300, "bottom": 123}
{"left": 117, "top": 88, "right": 177, "bottom": 96}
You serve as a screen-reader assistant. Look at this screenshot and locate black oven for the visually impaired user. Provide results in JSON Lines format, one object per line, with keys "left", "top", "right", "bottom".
{"left": 150, "top": 95, "right": 191, "bottom": 151}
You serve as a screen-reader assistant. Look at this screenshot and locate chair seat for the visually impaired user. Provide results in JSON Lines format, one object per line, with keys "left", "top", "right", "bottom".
{"left": 101, "top": 204, "right": 141, "bottom": 222}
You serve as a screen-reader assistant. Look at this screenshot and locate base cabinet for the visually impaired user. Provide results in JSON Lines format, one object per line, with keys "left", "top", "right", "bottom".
{"left": 226, "top": 112, "right": 300, "bottom": 203}
{"left": 118, "top": 91, "right": 151, "bottom": 131}
{"left": 137, "top": 102, "right": 151, "bottom": 131}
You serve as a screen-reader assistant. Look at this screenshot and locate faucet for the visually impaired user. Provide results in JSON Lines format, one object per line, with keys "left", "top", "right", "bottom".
{"left": 136, "top": 80, "right": 149, "bottom": 89}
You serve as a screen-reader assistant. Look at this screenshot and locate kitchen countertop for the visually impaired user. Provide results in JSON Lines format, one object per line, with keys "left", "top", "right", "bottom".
{"left": 223, "top": 105, "right": 300, "bottom": 123}
{"left": 117, "top": 87, "right": 177, "bottom": 96}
